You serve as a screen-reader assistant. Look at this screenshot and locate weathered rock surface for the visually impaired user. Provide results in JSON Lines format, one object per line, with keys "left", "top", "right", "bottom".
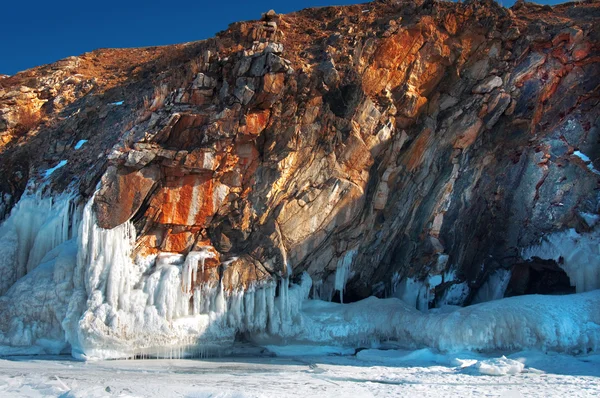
{"left": 1, "top": 0, "right": 599, "bottom": 307}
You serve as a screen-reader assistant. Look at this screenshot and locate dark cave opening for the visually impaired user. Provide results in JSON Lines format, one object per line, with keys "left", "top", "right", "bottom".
{"left": 505, "top": 257, "right": 575, "bottom": 297}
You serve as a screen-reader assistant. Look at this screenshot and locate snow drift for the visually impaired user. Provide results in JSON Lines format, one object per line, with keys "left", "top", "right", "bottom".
{"left": 0, "top": 190, "right": 599, "bottom": 359}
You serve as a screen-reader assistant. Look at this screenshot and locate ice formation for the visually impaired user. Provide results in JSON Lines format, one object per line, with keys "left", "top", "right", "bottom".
{"left": 521, "top": 227, "right": 600, "bottom": 292}
{"left": 277, "top": 291, "right": 600, "bottom": 354}
{"left": 473, "top": 356, "right": 525, "bottom": 376}
{"left": 472, "top": 269, "right": 512, "bottom": 304}
{"left": 43, "top": 160, "right": 68, "bottom": 178}
{"left": 334, "top": 249, "right": 356, "bottom": 303}
{"left": 0, "top": 192, "right": 79, "bottom": 296}
{"left": 74, "top": 140, "right": 88, "bottom": 150}
{"left": 72, "top": 195, "right": 313, "bottom": 359}
{"left": 573, "top": 150, "right": 600, "bottom": 175}
{"left": 0, "top": 188, "right": 599, "bottom": 359}
{"left": 391, "top": 274, "right": 443, "bottom": 311}
{"left": 181, "top": 249, "right": 216, "bottom": 294}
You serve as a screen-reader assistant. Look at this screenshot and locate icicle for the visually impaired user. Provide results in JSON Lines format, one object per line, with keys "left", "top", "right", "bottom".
{"left": 215, "top": 281, "right": 227, "bottom": 315}
{"left": 521, "top": 226, "right": 600, "bottom": 293}
{"left": 472, "top": 269, "right": 512, "bottom": 304}
{"left": 182, "top": 248, "right": 216, "bottom": 293}
{"left": 77, "top": 195, "right": 137, "bottom": 310}
{"left": 334, "top": 249, "right": 356, "bottom": 304}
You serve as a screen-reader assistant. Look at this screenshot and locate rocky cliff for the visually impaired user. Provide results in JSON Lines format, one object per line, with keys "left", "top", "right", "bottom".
{"left": 0, "top": 0, "right": 599, "bottom": 357}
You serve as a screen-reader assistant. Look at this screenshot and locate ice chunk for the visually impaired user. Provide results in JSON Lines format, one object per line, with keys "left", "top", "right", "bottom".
{"left": 473, "top": 356, "right": 525, "bottom": 376}
{"left": 43, "top": 160, "right": 67, "bottom": 178}
{"left": 74, "top": 139, "right": 88, "bottom": 150}
{"left": 392, "top": 276, "right": 440, "bottom": 311}
{"left": 573, "top": 150, "right": 600, "bottom": 175}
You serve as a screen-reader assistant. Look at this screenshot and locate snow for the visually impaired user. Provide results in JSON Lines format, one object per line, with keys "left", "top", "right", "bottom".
{"left": 573, "top": 150, "right": 600, "bottom": 175}
{"left": 43, "top": 160, "right": 67, "bottom": 178}
{"left": 276, "top": 291, "right": 600, "bottom": 354}
{"left": 522, "top": 226, "right": 600, "bottom": 292}
{"left": 474, "top": 355, "right": 525, "bottom": 376}
{"left": 0, "top": 351, "right": 599, "bottom": 397}
{"left": 73, "top": 140, "right": 87, "bottom": 150}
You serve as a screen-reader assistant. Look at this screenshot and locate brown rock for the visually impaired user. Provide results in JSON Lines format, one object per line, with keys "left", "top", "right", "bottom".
{"left": 95, "top": 165, "right": 160, "bottom": 229}
{"left": 240, "top": 109, "right": 270, "bottom": 136}
{"left": 151, "top": 174, "right": 229, "bottom": 227}
{"left": 453, "top": 119, "right": 483, "bottom": 149}
{"left": 161, "top": 229, "right": 196, "bottom": 252}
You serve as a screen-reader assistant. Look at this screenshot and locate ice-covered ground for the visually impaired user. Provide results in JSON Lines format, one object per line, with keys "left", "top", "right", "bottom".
{"left": 0, "top": 350, "right": 599, "bottom": 397}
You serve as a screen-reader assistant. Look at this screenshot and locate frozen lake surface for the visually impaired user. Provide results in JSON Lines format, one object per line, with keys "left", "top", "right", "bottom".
{"left": 0, "top": 349, "right": 599, "bottom": 397}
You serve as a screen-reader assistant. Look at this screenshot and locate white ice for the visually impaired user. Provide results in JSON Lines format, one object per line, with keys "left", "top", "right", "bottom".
{"left": 474, "top": 355, "right": 525, "bottom": 376}
{"left": 0, "top": 190, "right": 600, "bottom": 361}
{"left": 271, "top": 290, "right": 600, "bottom": 354}
{"left": 574, "top": 150, "right": 600, "bottom": 175}
{"left": 0, "top": 192, "right": 78, "bottom": 296}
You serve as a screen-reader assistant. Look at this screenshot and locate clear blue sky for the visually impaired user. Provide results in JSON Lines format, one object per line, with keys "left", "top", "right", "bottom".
{"left": 1, "top": 0, "right": 565, "bottom": 75}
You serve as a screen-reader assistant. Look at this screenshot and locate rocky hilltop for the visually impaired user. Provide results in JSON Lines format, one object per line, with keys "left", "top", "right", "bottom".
{"left": 0, "top": 0, "right": 599, "bottom": 357}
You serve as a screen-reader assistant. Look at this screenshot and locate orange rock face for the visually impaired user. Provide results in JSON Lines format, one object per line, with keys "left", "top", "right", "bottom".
{"left": 240, "top": 109, "right": 271, "bottom": 136}
{"left": 150, "top": 174, "right": 228, "bottom": 227}
{"left": 94, "top": 165, "right": 160, "bottom": 229}
{"left": 2, "top": 0, "right": 599, "bottom": 303}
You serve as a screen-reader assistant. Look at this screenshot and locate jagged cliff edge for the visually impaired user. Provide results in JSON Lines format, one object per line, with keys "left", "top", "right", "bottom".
{"left": 0, "top": 0, "right": 599, "bottom": 358}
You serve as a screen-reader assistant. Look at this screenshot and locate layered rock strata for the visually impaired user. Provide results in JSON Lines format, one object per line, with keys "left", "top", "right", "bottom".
{"left": 0, "top": 0, "right": 599, "bottom": 356}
